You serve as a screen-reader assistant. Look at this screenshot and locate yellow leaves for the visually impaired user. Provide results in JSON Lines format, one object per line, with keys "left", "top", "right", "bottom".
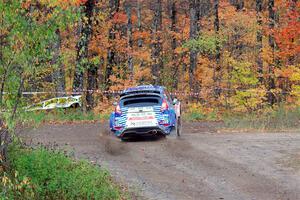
{"left": 262, "top": 45, "right": 276, "bottom": 65}
{"left": 174, "top": 46, "right": 188, "bottom": 54}
{"left": 289, "top": 66, "right": 300, "bottom": 82}
{"left": 275, "top": 65, "right": 300, "bottom": 81}
{"left": 277, "top": 65, "right": 300, "bottom": 105}
{"left": 228, "top": 87, "right": 267, "bottom": 112}
{"left": 291, "top": 85, "right": 300, "bottom": 105}
{"left": 1, "top": 171, "right": 34, "bottom": 197}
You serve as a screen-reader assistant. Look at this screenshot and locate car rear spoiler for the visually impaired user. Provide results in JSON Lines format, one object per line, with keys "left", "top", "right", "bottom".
{"left": 120, "top": 90, "right": 161, "bottom": 97}
{"left": 120, "top": 92, "right": 161, "bottom": 99}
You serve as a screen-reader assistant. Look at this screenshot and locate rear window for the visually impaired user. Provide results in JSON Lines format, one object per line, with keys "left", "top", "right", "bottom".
{"left": 121, "top": 95, "right": 161, "bottom": 107}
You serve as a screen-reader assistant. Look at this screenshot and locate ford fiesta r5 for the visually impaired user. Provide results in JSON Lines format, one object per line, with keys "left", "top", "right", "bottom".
{"left": 109, "top": 85, "right": 181, "bottom": 140}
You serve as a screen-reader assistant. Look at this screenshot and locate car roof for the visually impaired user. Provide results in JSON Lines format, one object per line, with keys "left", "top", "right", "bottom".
{"left": 120, "top": 85, "right": 165, "bottom": 97}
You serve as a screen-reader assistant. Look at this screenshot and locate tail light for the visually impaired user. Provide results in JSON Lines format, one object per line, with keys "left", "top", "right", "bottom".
{"left": 115, "top": 104, "right": 122, "bottom": 115}
{"left": 161, "top": 99, "right": 169, "bottom": 112}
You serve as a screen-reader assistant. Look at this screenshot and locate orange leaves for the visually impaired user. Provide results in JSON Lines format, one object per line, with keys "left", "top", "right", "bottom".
{"left": 132, "top": 31, "right": 151, "bottom": 41}
{"left": 112, "top": 12, "right": 127, "bottom": 24}
{"left": 75, "top": 0, "right": 88, "bottom": 5}
{"left": 275, "top": 67, "right": 294, "bottom": 79}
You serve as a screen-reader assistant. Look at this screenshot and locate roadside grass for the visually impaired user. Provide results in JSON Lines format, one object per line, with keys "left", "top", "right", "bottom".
{"left": 1, "top": 144, "right": 127, "bottom": 200}
{"left": 182, "top": 103, "right": 300, "bottom": 131}
{"left": 223, "top": 106, "right": 300, "bottom": 131}
{"left": 22, "top": 104, "right": 300, "bottom": 131}
{"left": 182, "top": 110, "right": 218, "bottom": 121}
{"left": 23, "top": 109, "right": 110, "bottom": 126}
{"left": 182, "top": 103, "right": 219, "bottom": 121}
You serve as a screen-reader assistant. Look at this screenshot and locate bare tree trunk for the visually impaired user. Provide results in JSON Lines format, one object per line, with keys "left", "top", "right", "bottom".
{"left": 137, "top": 0, "right": 143, "bottom": 47}
{"left": 267, "top": 0, "right": 276, "bottom": 105}
{"left": 199, "top": 0, "right": 212, "bottom": 18}
{"left": 189, "top": 0, "right": 200, "bottom": 92}
{"left": 256, "top": 0, "right": 263, "bottom": 83}
{"left": 0, "top": 119, "right": 9, "bottom": 169}
{"left": 73, "top": 0, "right": 95, "bottom": 111}
{"left": 168, "top": 0, "right": 178, "bottom": 89}
{"left": 213, "top": 0, "right": 221, "bottom": 98}
{"left": 151, "top": 0, "right": 163, "bottom": 85}
{"left": 51, "top": 29, "right": 65, "bottom": 95}
{"left": 105, "top": 0, "right": 120, "bottom": 89}
{"left": 126, "top": 2, "right": 133, "bottom": 81}
{"left": 87, "top": 64, "right": 97, "bottom": 109}
{"left": 229, "top": 0, "right": 244, "bottom": 10}
{"left": 11, "top": 76, "right": 24, "bottom": 121}
{"left": 0, "top": 67, "right": 8, "bottom": 106}
{"left": 288, "top": 0, "right": 297, "bottom": 65}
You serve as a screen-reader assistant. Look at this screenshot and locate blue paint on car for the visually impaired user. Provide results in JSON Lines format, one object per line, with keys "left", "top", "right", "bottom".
{"left": 109, "top": 85, "right": 177, "bottom": 139}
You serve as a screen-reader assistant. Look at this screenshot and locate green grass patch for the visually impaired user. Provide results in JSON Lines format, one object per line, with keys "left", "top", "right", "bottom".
{"left": 223, "top": 106, "right": 300, "bottom": 131}
{"left": 1, "top": 144, "right": 126, "bottom": 199}
{"left": 183, "top": 110, "right": 218, "bottom": 121}
{"left": 23, "top": 109, "right": 110, "bottom": 126}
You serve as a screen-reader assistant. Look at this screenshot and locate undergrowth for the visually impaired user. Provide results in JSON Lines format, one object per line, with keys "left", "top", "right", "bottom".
{"left": 183, "top": 103, "right": 300, "bottom": 131}
{"left": 1, "top": 144, "right": 126, "bottom": 199}
{"left": 223, "top": 105, "right": 300, "bottom": 131}
{"left": 22, "top": 103, "right": 300, "bottom": 131}
{"left": 23, "top": 109, "right": 110, "bottom": 126}
{"left": 182, "top": 103, "right": 219, "bottom": 121}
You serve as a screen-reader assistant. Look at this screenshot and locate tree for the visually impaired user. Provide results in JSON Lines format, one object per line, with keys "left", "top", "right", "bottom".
{"left": 256, "top": 0, "right": 263, "bottom": 83}
{"left": 189, "top": 0, "right": 201, "bottom": 92}
{"left": 125, "top": 1, "right": 133, "bottom": 80}
{"left": 268, "top": 0, "right": 276, "bottom": 105}
{"left": 168, "top": 0, "right": 178, "bottom": 89}
{"left": 151, "top": 0, "right": 163, "bottom": 85}
{"left": 51, "top": 29, "right": 65, "bottom": 95}
{"left": 229, "top": 0, "right": 244, "bottom": 10}
{"left": 213, "top": 0, "right": 221, "bottom": 98}
{"left": 73, "top": 0, "right": 96, "bottom": 110}
{"left": 137, "top": 0, "right": 143, "bottom": 47}
{"left": 0, "top": 1, "right": 78, "bottom": 162}
{"left": 105, "top": 0, "right": 120, "bottom": 89}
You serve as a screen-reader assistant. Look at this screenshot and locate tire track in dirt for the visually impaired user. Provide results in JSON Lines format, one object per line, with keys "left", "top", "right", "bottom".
{"left": 162, "top": 138, "right": 295, "bottom": 200}
{"left": 20, "top": 123, "right": 300, "bottom": 200}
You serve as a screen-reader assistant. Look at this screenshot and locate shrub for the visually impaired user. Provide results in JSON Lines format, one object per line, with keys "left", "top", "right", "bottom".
{"left": 23, "top": 109, "right": 110, "bottom": 126}
{"left": 183, "top": 103, "right": 218, "bottom": 121}
{"left": 223, "top": 105, "right": 300, "bottom": 131}
{"left": 1, "top": 145, "right": 124, "bottom": 199}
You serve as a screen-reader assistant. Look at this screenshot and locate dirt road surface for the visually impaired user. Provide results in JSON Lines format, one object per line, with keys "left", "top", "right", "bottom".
{"left": 20, "top": 122, "right": 300, "bottom": 200}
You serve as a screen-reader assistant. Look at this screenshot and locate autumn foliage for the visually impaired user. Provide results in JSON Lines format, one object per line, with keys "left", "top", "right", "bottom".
{"left": 1, "top": 0, "right": 300, "bottom": 116}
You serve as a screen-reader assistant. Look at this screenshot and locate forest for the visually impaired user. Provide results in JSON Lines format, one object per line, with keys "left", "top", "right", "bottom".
{"left": 0, "top": 0, "right": 300, "bottom": 198}
{"left": 1, "top": 0, "right": 300, "bottom": 116}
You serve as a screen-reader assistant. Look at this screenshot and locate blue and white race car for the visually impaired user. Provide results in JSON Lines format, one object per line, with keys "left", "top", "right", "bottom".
{"left": 109, "top": 85, "right": 181, "bottom": 140}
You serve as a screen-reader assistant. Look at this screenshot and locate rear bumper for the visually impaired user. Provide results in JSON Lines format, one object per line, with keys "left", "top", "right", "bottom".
{"left": 116, "top": 125, "right": 171, "bottom": 138}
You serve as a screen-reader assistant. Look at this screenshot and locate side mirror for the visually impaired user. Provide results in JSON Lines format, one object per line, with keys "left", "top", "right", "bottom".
{"left": 172, "top": 98, "right": 178, "bottom": 105}
{"left": 113, "top": 102, "right": 118, "bottom": 106}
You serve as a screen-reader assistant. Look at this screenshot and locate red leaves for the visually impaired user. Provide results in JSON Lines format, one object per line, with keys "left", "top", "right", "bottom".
{"left": 112, "top": 12, "right": 127, "bottom": 24}
{"left": 274, "top": 0, "right": 300, "bottom": 60}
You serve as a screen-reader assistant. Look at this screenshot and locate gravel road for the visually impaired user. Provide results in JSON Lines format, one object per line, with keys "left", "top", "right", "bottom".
{"left": 21, "top": 122, "right": 300, "bottom": 200}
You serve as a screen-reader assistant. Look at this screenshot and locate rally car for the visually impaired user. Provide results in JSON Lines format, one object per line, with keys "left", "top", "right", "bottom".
{"left": 25, "top": 95, "right": 82, "bottom": 111}
{"left": 109, "top": 85, "right": 181, "bottom": 140}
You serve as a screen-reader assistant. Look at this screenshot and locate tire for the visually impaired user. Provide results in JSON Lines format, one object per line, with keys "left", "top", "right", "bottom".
{"left": 169, "top": 117, "right": 180, "bottom": 139}
{"left": 70, "top": 103, "right": 80, "bottom": 109}
{"left": 177, "top": 117, "right": 181, "bottom": 137}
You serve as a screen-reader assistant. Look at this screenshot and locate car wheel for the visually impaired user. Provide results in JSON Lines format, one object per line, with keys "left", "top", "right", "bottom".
{"left": 177, "top": 117, "right": 181, "bottom": 137}
{"left": 169, "top": 118, "right": 180, "bottom": 139}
